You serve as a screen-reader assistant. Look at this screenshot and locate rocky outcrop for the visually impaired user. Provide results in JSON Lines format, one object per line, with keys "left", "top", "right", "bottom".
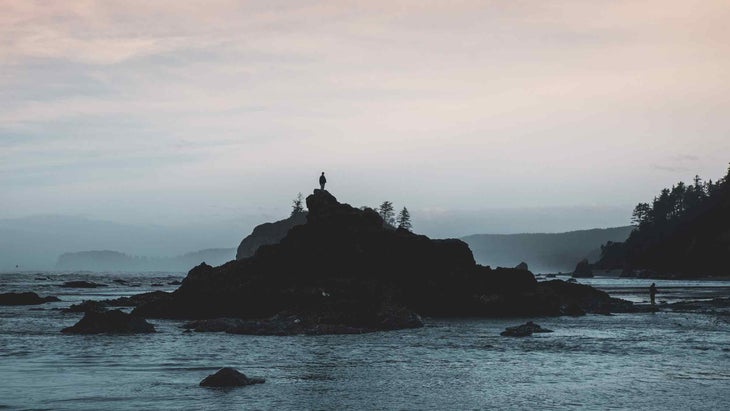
{"left": 515, "top": 262, "right": 529, "bottom": 271}
{"left": 199, "top": 368, "right": 264, "bottom": 387}
{"left": 61, "top": 310, "right": 155, "bottom": 334}
{"left": 572, "top": 259, "right": 593, "bottom": 278}
{"left": 62, "top": 300, "right": 108, "bottom": 313}
{"left": 0, "top": 292, "right": 60, "bottom": 305}
{"left": 61, "top": 291, "right": 170, "bottom": 313}
{"left": 103, "top": 291, "right": 171, "bottom": 307}
{"left": 61, "top": 280, "right": 107, "bottom": 288}
{"left": 183, "top": 306, "right": 423, "bottom": 335}
{"left": 236, "top": 212, "right": 307, "bottom": 260}
{"left": 500, "top": 321, "right": 553, "bottom": 337}
{"left": 134, "top": 190, "right": 633, "bottom": 334}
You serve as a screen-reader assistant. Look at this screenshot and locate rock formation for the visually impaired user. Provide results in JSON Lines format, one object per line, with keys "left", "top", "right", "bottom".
{"left": 61, "top": 309, "right": 155, "bottom": 334}
{"left": 134, "top": 190, "right": 633, "bottom": 334}
{"left": 572, "top": 258, "right": 594, "bottom": 278}
{"left": 0, "top": 292, "right": 60, "bottom": 305}
{"left": 500, "top": 321, "right": 553, "bottom": 337}
{"left": 236, "top": 212, "right": 307, "bottom": 260}
{"left": 61, "top": 280, "right": 107, "bottom": 288}
{"left": 199, "top": 367, "right": 264, "bottom": 387}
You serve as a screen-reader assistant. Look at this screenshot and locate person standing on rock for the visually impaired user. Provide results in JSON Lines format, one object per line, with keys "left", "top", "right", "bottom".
{"left": 319, "top": 172, "right": 327, "bottom": 190}
{"left": 649, "top": 282, "right": 657, "bottom": 305}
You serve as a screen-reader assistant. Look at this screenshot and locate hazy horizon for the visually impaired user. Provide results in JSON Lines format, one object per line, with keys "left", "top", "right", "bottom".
{"left": 2, "top": 1, "right": 729, "bottom": 230}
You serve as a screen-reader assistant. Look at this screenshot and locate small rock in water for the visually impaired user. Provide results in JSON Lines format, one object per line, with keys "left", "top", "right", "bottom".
{"left": 199, "top": 367, "right": 265, "bottom": 387}
{"left": 61, "top": 309, "right": 155, "bottom": 334}
{"left": 0, "top": 292, "right": 60, "bottom": 306}
{"left": 61, "top": 281, "right": 107, "bottom": 288}
{"left": 62, "top": 300, "right": 108, "bottom": 313}
{"left": 500, "top": 321, "right": 553, "bottom": 337}
{"left": 168, "top": 280, "right": 183, "bottom": 285}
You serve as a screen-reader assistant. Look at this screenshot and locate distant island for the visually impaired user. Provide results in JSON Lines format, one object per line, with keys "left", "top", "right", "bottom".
{"left": 462, "top": 226, "right": 633, "bottom": 273}
{"left": 596, "top": 165, "right": 730, "bottom": 278}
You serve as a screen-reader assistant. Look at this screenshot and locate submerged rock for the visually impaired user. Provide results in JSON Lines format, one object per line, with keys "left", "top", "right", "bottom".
{"left": 61, "top": 309, "right": 155, "bottom": 334}
{"left": 500, "top": 321, "right": 553, "bottom": 337}
{"left": 0, "top": 292, "right": 60, "bottom": 306}
{"left": 199, "top": 367, "right": 265, "bottom": 387}
{"left": 103, "top": 291, "right": 171, "bottom": 307}
{"left": 62, "top": 300, "right": 108, "bottom": 313}
{"left": 61, "top": 281, "right": 107, "bottom": 288}
{"left": 183, "top": 318, "right": 246, "bottom": 332}
{"left": 184, "top": 309, "right": 424, "bottom": 336}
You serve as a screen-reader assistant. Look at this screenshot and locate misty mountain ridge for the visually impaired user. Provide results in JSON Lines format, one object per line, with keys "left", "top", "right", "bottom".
{"left": 1, "top": 207, "right": 631, "bottom": 272}
{"left": 462, "top": 226, "right": 634, "bottom": 273}
{"left": 55, "top": 249, "right": 236, "bottom": 272}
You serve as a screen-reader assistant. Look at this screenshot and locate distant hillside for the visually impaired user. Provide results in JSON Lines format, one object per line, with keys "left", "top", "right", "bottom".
{"left": 462, "top": 226, "right": 634, "bottom": 273}
{"left": 0, "top": 214, "right": 272, "bottom": 271}
{"left": 597, "top": 167, "right": 730, "bottom": 277}
{"left": 55, "top": 248, "right": 235, "bottom": 272}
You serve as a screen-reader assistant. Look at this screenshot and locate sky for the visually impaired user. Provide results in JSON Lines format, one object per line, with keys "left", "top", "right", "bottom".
{"left": 1, "top": 0, "right": 729, "bottom": 235}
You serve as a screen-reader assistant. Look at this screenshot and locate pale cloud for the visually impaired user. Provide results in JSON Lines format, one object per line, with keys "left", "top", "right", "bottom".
{"left": 0, "top": 0, "right": 728, "bottom": 228}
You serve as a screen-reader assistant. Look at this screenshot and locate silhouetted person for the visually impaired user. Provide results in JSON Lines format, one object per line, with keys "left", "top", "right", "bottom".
{"left": 649, "top": 282, "right": 657, "bottom": 305}
{"left": 319, "top": 172, "right": 326, "bottom": 190}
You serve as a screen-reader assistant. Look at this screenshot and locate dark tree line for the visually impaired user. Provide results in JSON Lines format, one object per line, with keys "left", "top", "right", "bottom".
{"left": 599, "top": 164, "right": 730, "bottom": 275}
{"left": 630, "top": 172, "right": 727, "bottom": 228}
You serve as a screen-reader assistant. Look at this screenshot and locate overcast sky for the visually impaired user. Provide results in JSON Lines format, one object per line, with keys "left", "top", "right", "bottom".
{"left": 2, "top": 1, "right": 729, "bottom": 230}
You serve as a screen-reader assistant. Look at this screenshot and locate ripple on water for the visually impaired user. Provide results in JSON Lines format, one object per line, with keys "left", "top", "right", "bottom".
{"left": 0, "top": 274, "right": 729, "bottom": 410}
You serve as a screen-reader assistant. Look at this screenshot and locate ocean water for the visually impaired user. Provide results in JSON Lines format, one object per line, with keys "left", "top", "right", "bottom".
{"left": 1, "top": 272, "right": 729, "bottom": 410}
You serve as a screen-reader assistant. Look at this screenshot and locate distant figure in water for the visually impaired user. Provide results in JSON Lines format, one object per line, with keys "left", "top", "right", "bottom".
{"left": 649, "top": 282, "right": 657, "bottom": 305}
{"left": 319, "top": 172, "right": 327, "bottom": 190}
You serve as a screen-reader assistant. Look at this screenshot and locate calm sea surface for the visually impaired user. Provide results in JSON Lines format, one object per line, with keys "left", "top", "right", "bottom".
{"left": 1, "top": 272, "right": 729, "bottom": 410}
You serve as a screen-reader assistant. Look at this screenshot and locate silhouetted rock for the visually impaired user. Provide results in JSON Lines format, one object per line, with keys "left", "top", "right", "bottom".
{"left": 61, "top": 280, "right": 107, "bottom": 288}
{"left": 184, "top": 307, "right": 423, "bottom": 336}
{"left": 236, "top": 212, "right": 307, "bottom": 260}
{"left": 134, "top": 190, "right": 633, "bottom": 334}
{"left": 0, "top": 292, "right": 60, "bottom": 306}
{"left": 61, "top": 309, "right": 155, "bottom": 334}
{"left": 572, "top": 259, "right": 593, "bottom": 278}
{"left": 199, "top": 367, "right": 264, "bottom": 387}
{"left": 103, "top": 291, "right": 171, "bottom": 307}
{"left": 184, "top": 318, "right": 246, "bottom": 332}
{"left": 501, "top": 321, "right": 553, "bottom": 337}
{"left": 515, "top": 262, "right": 529, "bottom": 271}
{"left": 63, "top": 300, "right": 108, "bottom": 313}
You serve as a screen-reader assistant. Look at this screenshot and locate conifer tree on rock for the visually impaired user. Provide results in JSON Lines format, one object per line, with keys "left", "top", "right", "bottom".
{"left": 397, "top": 207, "right": 412, "bottom": 231}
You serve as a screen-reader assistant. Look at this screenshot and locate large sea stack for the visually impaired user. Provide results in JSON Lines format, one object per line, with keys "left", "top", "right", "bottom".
{"left": 134, "top": 190, "right": 628, "bottom": 333}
